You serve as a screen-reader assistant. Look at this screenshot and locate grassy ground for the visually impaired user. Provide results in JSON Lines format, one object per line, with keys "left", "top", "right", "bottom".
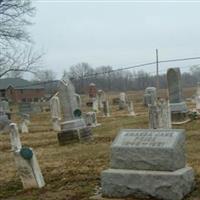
{"left": 0, "top": 88, "right": 200, "bottom": 200}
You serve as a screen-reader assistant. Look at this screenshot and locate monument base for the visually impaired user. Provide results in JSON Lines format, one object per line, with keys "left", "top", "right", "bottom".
{"left": 170, "top": 102, "right": 188, "bottom": 122}
{"left": 101, "top": 167, "right": 194, "bottom": 200}
{"left": 61, "top": 119, "right": 86, "bottom": 131}
{"left": 57, "top": 127, "right": 92, "bottom": 145}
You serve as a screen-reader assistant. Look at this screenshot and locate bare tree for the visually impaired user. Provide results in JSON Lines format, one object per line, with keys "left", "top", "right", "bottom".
{"left": 0, "top": 0, "right": 42, "bottom": 78}
{"left": 33, "top": 69, "right": 55, "bottom": 81}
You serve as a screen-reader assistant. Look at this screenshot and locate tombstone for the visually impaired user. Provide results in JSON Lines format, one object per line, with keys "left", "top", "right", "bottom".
{"left": 119, "top": 92, "right": 127, "bottom": 110}
{"left": 19, "top": 114, "right": 30, "bottom": 133}
{"left": 167, "top": 68, "right": 188, "bottom": 121}
{"left": 127, "top": 101, "right": 136, "bottom": 116}
{"left": 0, "top": 109, "right": 10, "bottom": 134}
{"left": 97, "top": 90, "right": 106, "bottom": 110}
{"left": 57, "top": 80, "right": 91, "bottom": 144}
{"left": 83, "top": 112, "right": 100, "bottom": 127}
{"left": 143, "top": 87, "right": 157, "bottom": 106}
{"left": 9, "top": 123, "right": 45, "bottom": 189}
{"left": 101, "top": 129, "right": 194, "bottom": 200}
{"left": 88, "top": 83, "right": 97, "bottom": 98}
{"left": 102, "top": 100, "right": 110, "bottom": 117}
{"left": 50, "top": 96, "right": 61, "bottom": 132}
{"left": 0, "top": 100, "right": 11, "bottom": 119}
{"left": 196, "top": 82, "right": 200, "bottom": 111}
{"left": 31, "top": 103, "right": 42, "bottom": 113}
{"left": 148, "top": 100, "right": 171, "bottom": 129}
{"left": 92, "top": 98, "right": 99, "bottom": 112}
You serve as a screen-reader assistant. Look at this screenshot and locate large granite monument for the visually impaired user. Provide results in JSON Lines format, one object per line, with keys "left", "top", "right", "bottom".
{"left": 167, "top": 68, "right": 188, "bottom": 121}
{"left": 101, "top": 129, "right": 194, "bottom": 200}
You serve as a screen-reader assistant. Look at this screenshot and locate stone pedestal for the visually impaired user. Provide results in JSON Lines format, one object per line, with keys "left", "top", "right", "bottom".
{"left": 57, "top": 127, "right": 91, "bottom": 145}
{"left": 101, "top": 167, "right": 194, "bottom": 200}
{"left": 101, "top": 129, "right": 194, "bottom": 200}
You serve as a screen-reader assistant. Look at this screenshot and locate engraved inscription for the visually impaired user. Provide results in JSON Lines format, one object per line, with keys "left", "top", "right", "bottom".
{"left": 119, "top": 130, "right": 175, "bottom": 148}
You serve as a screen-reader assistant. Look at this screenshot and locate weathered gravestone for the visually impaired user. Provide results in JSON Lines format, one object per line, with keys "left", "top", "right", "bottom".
{"left": 19, "top": 114, "right": 30, "bottom": 133}
{"left": 102, "top": 100, "right": 110, "bottom": 117}
{"left": 97, "top": 90, "right": 106, "bottom": 110}
{"left": 83, "top": 112, "right": 101, "bottom": 127}
{"left": 143, "top": 87, "right": 157, "bottom": 106}
{"left": 101, "top": 129, "right": 194, "bottom": 200}
{"left": 167, "top": 68, "right": 188, "bottom": 121}
{"left": 57, "top": 80, "right": 91, "bottom": 144}
{"left": 127, "top": 101, "right": 136, "bottom": 116}
{"left": 9, "top": 123, "right": 45, "bottom": 189}
{"left": 50, "top": 95, "right": 61, "bottom": 131}
{"left": 149, "top": 99, "right": 171, "bottom": 129}
{"left": 119, "top": 92, "right": 127, "bottom": 110}
{"left": 196, "top": 82, "right": 200, "bottom": 111}
{"left": 0, "top": 110, "right": 10, "bottom": 134}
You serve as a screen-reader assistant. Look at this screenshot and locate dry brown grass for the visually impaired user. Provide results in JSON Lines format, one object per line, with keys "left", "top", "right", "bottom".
{"left": 0, "top": 88, "right": 199, "bottom": 200}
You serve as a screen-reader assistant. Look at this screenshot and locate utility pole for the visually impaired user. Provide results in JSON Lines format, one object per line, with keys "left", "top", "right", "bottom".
{"left": 156, "top": 49, "right": 159, "bottom": 93}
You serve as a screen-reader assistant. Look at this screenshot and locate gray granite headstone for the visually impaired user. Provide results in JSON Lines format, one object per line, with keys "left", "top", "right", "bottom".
{"left": 111, "top": 129, "right": 185, "bottom": 171}
{"left": 167, "top": 68, "right": 187, "bottom": 113}
{"left": 101, "top": 128, "right": 195, "bottom": 200}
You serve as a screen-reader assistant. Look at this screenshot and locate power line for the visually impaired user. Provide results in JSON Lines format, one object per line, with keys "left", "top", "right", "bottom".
{"left": 81, "top": 56, "right": 200, "bottom": 79}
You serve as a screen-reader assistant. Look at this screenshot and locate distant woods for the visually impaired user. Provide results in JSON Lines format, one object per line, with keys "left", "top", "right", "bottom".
{"left": 64, "top": 63, "right": 200, "bottom": 93}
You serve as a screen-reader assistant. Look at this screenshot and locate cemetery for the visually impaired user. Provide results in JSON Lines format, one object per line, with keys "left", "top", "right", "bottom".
{"left": 0, "top": 74, "right": 200, "bottom": 200}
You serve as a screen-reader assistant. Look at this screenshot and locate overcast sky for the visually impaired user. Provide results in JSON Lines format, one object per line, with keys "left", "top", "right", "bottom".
{"left": 31, "top": 1, "right": 200, "bottom": 78}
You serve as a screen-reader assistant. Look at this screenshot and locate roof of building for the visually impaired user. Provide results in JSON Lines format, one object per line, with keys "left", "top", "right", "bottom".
{"left": 0, "top": 78, "right": 44, "bottom": 90}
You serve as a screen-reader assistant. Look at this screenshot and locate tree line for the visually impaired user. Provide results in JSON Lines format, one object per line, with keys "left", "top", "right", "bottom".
{"left": 63, "top": 62, "right": 200, "bottom": 93}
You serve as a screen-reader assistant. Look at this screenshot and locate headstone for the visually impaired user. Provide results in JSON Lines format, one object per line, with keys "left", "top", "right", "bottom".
{"left": 0, "top": 109, "right": 10, "bottom": 133}
{"left": 92, "top": 98, "right": 99, "bottom": 112}
{"left": 9, "top": 123, "right": 45, "bottom": 189}
{"left": 19, "top": 114, "right": 30, "bottom": 133}
{"left": 50, "top": 96, "right": 61, "bottom": 131}
{"left": 196, "top": 82, "right": 200, "bottom": 111}
{"left": 101, "top": 129, "right": 194, "bottom": 200}
{"left": 127, "top": 101, "right": 136, "bottom": 116}
{"left": 88, "top": 83, "right": 97, "bottom": 98}
{"left": 143, "top": 87, "right": 157, "bottom": 106}
{"left": 31, "top": 103, "right": 42, "bottom": 113}
{"left": 57, "top": 79, "right": 91, "bottom": 144}
{"left": 119, "top": 92, "right": 127, "bottom": 110}
{"left": 97, "top": 90, "right": 106, "bottom": 110}
{"left": 148, "top": 100, "right": 171, "bottom": 129}
{"left": 102, "top": 100, "right": 110, "bottom": 117}
{"left": 83, "top": 112, "right": 100, "bottom": 127}
{"left": 167, "top": 68, "right": 188, "bottom": 121}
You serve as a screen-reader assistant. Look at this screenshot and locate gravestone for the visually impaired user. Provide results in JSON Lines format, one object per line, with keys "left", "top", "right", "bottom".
{"left": 83, "top": 112, "right": 101, "bottom": 127}
{"left": 148, "top": 100, "right": 171, "bottom": 129}
{"left": 167, "top": 68, "right": 188, "bottom": 121}
{"left": 9, "top": 123, "right": 45, "bottom": 189}
{"left": 97, "top": 90, "right": 106, "bottom": 110}
{"left": 102, "top": 100, "right": 110, "bottom": 117}
{"left": 143, "top": 87, "right": 157, "bottom": 106}
{"left": 0, "top": 110, "right": 10, "bottom": 134}
{"left": 119, "top": 92, "right": 127, "bottom": 110}
{"left": 196, "top": 82, "right": 200, "bottom": 111}
{"left": 127, "top": 101, "right": 136, "bottom": 116}
{"left": 92, "top": 98, "right": 99, "bottom": 112}
{"left": 101, "top": 129, "right": 194, "bottom": 200}
{"left": 57, "top": 80, "right": 91, "bottom": 144}
{"left": 88, "top": 83, "right": 97, "bottom": 98}
{"left": 19, "top": 114, "right": 30, "bottom": 133}
{"left": 50, "top": 96, "right": 61, "bottom": 131}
